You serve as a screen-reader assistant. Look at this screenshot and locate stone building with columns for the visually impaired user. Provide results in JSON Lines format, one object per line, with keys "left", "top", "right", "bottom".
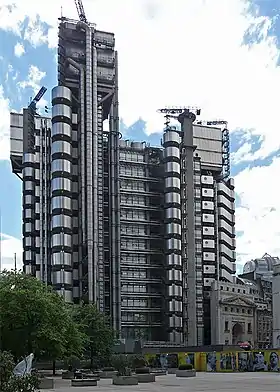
{"left": 211, "top": 278, "right": 272, "bottom": 348}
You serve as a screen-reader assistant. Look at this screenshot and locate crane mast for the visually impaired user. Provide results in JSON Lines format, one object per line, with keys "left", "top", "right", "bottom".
{"left": 74, "top": 0, "right": 88, "bottom": 23}
{"left": 29, "top": 86, "right": 47, "bottom": 113}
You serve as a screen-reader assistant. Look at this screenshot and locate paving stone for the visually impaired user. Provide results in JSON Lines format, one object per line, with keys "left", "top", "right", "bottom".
{"left": 42, "top": 372, "right": 280, "bottom": 392}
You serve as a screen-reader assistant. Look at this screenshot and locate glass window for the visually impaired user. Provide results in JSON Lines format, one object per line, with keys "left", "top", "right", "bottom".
{"left": 121, "top": 239, "right": 146, "bottom": 250}
{"left": 122, "top": 284, "right": 146, "bottom": 293}
{"left": 121, "top": 269, "right": 147, "bottom": 279}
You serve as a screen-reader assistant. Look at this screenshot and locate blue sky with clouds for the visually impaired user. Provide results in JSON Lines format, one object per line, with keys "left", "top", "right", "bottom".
{"left": 0, "top": 0, "right": 280, "bottom": 271}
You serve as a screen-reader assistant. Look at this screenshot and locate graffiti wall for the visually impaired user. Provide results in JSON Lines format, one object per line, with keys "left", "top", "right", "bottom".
{"left": 145, "top": 350, "right": 280, "bottom": 372}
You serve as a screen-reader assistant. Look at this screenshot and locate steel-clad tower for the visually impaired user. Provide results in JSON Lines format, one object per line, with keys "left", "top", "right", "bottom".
{"left": 55, "top": 17, "right": 121, "bottom": 332}
{"left": 10, "top": 18, "right": 236, "bottom": 345}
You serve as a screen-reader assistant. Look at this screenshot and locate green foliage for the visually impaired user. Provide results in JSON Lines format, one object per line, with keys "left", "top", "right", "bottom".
{"left": 131, "top": 355, "right": 147, "bottom": 369}
{"left": 178, "top": 363, "right": 193, "bottom": 370}
{"left": 0, "top": 271, "right": 85, "bottom": 361}
{"left": 0, "top": 351, "right": 15, "bottom": 388}
{"left": 111, "top": 355, "right": 132, "bottom": 376}
{"left": 73, "top": 304, "right": 115, "bottom": 364}
{"left": 3, "top": 374, "right": 40, "bottom": 392}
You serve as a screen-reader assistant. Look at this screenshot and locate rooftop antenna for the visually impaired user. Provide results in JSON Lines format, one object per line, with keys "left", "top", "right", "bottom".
{"left": 61, "top": 5, "right": 63, "bottom": 18}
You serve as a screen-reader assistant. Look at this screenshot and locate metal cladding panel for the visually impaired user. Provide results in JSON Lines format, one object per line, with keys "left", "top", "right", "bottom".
{"left": 52, "top": 85, "right": 72, "bottom": 102}
{"left": 218, "top": 206, "right": 235, "bottom": 223}
{"left": 10, "top": 113, "right": 23, "bottom": 157}
{"left": 34, "top": 117, "right": 51, "bottom": 129}
{"left": 218, "top": 218, "right": 235, "bottom": 236}
{"left": 220, "top": 268, "right": 234, "bottom": 282}
{"left": 10, "top": 112, "right": 23, "bottom": 127}
{"left": 10, "top": 138, "right": 23, "bottom": 156}
{"left": 220, "top": 244, "right": 235, "bottom": 260}
{"left": 196, "top": 151, "right": 223, "bottom": 169}
{"left": 193, "top": 125, "right": 223, "bottom": 169}
{"left": 218, "top": 193, "right": 234, "bottom": 211}
{"left": 217, "top": 181, "right": 234, "bottom": 199}
{"left": 204, "top": 265, "right": 215, "bottom": 274}
{"left": 193, "top": 125, "right": 222, "bottom": 141}
{"left": 52, "top": 251, "right": 72, "bottom": 266}
{"left": 220, "top": 256, "right": 236, "bottom": 274}
{"left": 194, "top": 138, "right": 222, "bottom": 153}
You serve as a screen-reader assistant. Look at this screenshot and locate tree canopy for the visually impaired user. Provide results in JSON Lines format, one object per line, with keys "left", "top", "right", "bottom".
{"left": 0, "top": 271, "right": 85, "bottom": 361}
{"left": 73, "top": 304, "right": 115, "bottom": 365}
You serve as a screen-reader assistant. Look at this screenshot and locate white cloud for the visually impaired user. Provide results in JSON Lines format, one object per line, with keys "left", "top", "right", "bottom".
{"left": 17, "top": 64, "right": 48, "bottom": 112}
{"left": 14, "top": 42, "right": 25, "bottom": 57}
{"left": 0, "top": 233, "right": 23, "bottom": 271}
{"left": 18, "top": 64, "right": 46, "bottom": 93}
{"left": 231, "top": 142, "right": 253, "bottom": 164}
{"left": 23, "top": 18, "right": 48, "bottom": 47}
{"left": 235, "top": 157, "right": 280, "bottom": 264}
{"left": 0, "top": 0, "right": 279, "bottom": 162}
{"left": 0, "top": 86, "right": 10, "bottom": 160}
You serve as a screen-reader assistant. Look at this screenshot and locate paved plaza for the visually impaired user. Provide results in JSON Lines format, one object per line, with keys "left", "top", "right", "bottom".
{"left": 45, "top": 372, "right": 279, "bottom": 392}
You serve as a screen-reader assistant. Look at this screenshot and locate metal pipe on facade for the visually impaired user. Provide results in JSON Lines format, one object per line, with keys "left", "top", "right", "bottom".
{"left": 92, "top": 44, "right": 99, "bottom": 305}
{"left": 214, "top": 183, "right": 221, "bottom": 342}
{"left": 109, "top": 109, "right": 116, "bottom": 326}
{"left": 179, "top": 111, "right": 197, "bottom": 346}
{"left": 39, "top": 119, "right": 44, "bottom": 281}
{"left": 114, "top": 52, "right": 121, "bottom": 334}
{"left": 79, "top": 21, "right": 95, "bottom": 304}
{"left": 44, "top": 119, "right": 48, "bottom": 284}
{"left": 66, "top": 58, "right": 86, "bottom": 242}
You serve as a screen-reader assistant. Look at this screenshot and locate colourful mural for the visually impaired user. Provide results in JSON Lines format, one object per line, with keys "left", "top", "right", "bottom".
{"left": 144, "top": 350, "right": 280, "bottom": 372}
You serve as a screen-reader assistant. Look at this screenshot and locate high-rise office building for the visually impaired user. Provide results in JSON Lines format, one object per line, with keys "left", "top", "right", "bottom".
{"left": 10, "top": 17, "right": 236, "bottom": 346}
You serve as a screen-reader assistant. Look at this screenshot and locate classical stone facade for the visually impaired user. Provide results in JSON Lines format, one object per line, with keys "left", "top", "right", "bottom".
{"left": 211, "top": 280, "right": 272, "bottom": 348}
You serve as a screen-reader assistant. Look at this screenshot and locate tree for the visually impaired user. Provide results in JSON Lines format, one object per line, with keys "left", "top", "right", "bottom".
{"left": 3, "top": 374, "right": 40, "bottom": 392}
{"left": 73, "top": 304, "right": 115, "bottom": 367}
{"left": 0, "top": 351, "right": 15, "bottom": 388}
{"left": 0, "top": 271, "right": 85, "bottom": 363}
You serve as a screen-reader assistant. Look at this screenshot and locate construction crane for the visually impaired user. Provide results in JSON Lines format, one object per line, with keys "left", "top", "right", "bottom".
{"left": 196, "top": 120, "right": 227, "bottom": 127}
{"left": 74, "top": 0, "right": 88, "bottom": 23}
{"left": 158, "top": 106, "right": 201, "bottom": 130}
{"left": 29, "top": 86, "right": 47, "bottom": 114}
{"left": 157, "top": 107, "right": 201, "bottom": 116}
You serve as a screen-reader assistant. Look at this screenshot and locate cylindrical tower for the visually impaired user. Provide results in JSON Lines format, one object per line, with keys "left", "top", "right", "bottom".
{"left": 163, "top": 126, "right": 183, "bottom": 343}
{"left": 22, "top": 152, "right": 36, "bottom": 275}
{"left": 51, "top": 86, "right": 73, "bottom": 303}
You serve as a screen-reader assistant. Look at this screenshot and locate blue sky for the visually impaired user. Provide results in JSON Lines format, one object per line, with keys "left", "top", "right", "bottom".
{"left": 0, "top": 0, "right": 280, "bottom": 271}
